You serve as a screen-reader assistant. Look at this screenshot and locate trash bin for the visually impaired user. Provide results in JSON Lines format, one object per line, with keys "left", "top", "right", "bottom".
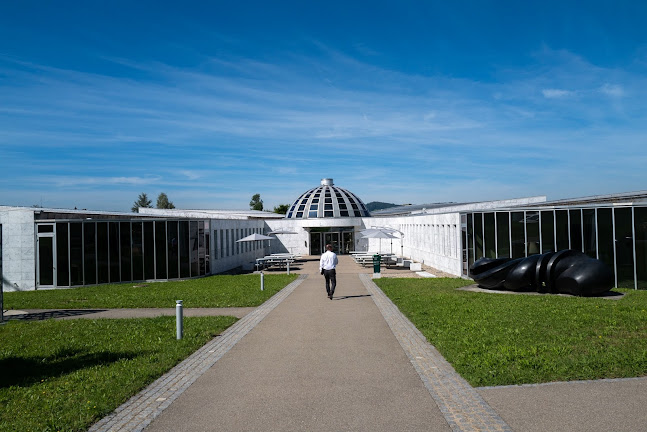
{"left": 372, "top": 254, "right": 381, "bottom": 273}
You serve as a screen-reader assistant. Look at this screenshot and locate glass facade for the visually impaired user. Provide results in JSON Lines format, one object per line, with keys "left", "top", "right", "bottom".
{"left": 464, "top": 205, "right": 647, "bottom": 290}
{"left": 36, "top": 219, "right": 209, "bottom": 288}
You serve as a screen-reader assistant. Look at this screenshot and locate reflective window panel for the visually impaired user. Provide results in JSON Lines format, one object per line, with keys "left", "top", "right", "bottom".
{"left": 583, "top": 209, "right": 596, "bottom": 258}
{"left": 511, "top": 212, "right": 525, "bottom": 258}
{"left": 634, "top": 207, "right": 647, "bottom": 289}
{"left": 38, "top": 236, "right": 54, "bottom": 286}
{"left": 540, "top": 211, "right": 555, "bottom": 253}
{"left": 167, "top": 221, "right": 179, "bottom": 279}
{"left": 474, "top": 213, "right": 483, "bottom": 259}
{"left": 120, "top": 222, "right": 132, "bottom": 282}
{"left": 70, "top": 223, "right": 83, "bottom": 285}
{"left": 555, "top": 210, "right": 569, "bottom": 251}
{"left": 190, "top": 221, "right": 199, "bottom": 276}
{"left": 597, "top": 208, "right": 614, "bottom": 274}
{"left": 132, "top": 222, "right": 144, "bottom": 281}
{"left": 96, "top": 222, "right": 109, "bottom": 284}
{"left": 614, "top": 207, "right": 635, "bottom": 288}
{"left": 155, "top": 221, "right": 167, "bottom": 280}
{"left": 569, "top": 209, "right": 582, "bottom": 252}
{"left": 143, "top": 222, "right": 155, "bottom": 280}
{"left": 526, "top": 211, "right": 540, "bottom": 256}
{"left": 109, "top": 222, "right": 120, "bottom": 283}
{"left": 198, "top": 223, "right": 205, "bottom": 275}
{"left": 484, "top": 213, "right": 496, "bottom": 258}
{"left": 467, "top": 213, "right": 474, "bottom": 268}
{"left": 179, "top": 221, "right": 190, "bottom": 278}
{"left": 56, "top": 223, "right": 70, "bottom": 286}
{"left": 84, "top": 223, "right": 96, "bottom": 285}
{"left": 496, "top": 212, "right": 510, "bottom": 258}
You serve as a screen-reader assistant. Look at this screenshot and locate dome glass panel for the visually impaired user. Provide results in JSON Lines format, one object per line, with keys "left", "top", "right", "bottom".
{"left": 285, "top": 179, "right": 371, "bottom": 219}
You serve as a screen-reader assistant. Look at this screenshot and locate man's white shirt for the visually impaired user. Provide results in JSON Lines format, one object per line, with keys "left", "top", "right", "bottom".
{"left": 319, "top": 251, "right": 338, "bottom": 271}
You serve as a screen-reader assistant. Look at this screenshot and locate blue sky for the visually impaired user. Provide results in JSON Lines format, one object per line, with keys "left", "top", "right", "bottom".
{"left": 1, "top": 1, "right": 646, "bottom": 211}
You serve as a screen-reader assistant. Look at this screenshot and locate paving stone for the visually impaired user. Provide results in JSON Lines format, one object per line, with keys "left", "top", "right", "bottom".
{"left": 88, "top": 275, "right": 307, "bottom": 432}
{"left": 360, "top": 273, "right": 512, "bottom": 432}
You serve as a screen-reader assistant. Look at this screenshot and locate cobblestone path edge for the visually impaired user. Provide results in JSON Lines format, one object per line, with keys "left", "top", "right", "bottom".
{"left": 89, "top": 274, "right": 308, "bottom": 432}
{"left": 359, "top": 274, "right": 513, "bottom": 432}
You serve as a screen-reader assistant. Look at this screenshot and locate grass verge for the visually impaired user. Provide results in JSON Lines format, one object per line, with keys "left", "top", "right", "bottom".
{"left": 375, "top": 278, "right": 647, "bottom": 387}
{"left": 5, "top": 274, "right": 298, "bottom": 309}
{"left": 0, "top": 316, "right": 237, "bottom": 432}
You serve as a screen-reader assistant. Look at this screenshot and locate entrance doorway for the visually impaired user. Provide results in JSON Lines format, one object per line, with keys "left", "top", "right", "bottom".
{"left": 37, "top": 224, "right": 56, "bottom": 287}
{"left": 324, "top": 233, "right": 340, "bottom": 253}
{"left": 309, "top": 228, "right": 355, "bottom": 255}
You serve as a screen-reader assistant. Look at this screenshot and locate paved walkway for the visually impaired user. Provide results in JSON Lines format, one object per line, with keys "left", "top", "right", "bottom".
{"left": 85, "top": 255, "right": 647, "bottom": 431}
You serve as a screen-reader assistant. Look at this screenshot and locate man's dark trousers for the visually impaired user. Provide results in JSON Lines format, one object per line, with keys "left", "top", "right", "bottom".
{"left": 324, "top": 269, "right": 336, "bottom": 297}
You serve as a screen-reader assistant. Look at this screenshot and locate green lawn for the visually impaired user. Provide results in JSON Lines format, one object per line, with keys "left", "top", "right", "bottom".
{"left": 0, "top": 316, "right": 237, "bottom": 432}
{"left": 375, "top": 278, "right": 647, "bottom": 387}
{"left": 5, "top": 274, "right": 298, "bottom": 309}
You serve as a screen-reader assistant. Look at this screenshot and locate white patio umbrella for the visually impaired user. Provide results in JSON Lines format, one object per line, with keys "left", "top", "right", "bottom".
{"left": 236, "top": 233, "right": 274, "bottom": 242}
{"left": 360, "top": 227, "right": 403, "bottom": 254}
{"left": 361, "top": 230, "right": 397, "bottom": 254}
{"left": 236, "top": 233, "right": 274, "bottom": 255}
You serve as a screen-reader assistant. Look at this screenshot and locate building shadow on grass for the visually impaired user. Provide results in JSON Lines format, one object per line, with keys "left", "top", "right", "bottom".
{"left": 0, "top": 348, "right": 139, "bottom": 388}
{"left": 5, "top": 309, "right": 108, "bottom": 321}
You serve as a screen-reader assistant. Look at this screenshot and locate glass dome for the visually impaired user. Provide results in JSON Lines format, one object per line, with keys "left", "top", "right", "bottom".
{"left": 286, "top": 178, "right": 371, "bottom": 219}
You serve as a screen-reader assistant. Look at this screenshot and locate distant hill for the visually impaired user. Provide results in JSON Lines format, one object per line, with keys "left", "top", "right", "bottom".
{"left": 365, "top": 201, "right": 400, "bottom": 212}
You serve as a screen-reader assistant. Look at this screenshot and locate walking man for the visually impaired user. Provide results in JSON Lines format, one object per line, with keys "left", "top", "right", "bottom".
{"left": 319, "top": 244, "right": 338, "bottom": 300}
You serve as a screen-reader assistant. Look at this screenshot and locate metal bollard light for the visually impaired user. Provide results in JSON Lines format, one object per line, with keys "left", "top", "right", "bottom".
{"left": 287, "top": 261, "right": 290, "bottom": 275}
{"left": 260, "top": 271, "right": 264, "bottom": 291}
{"left": 176, "top": 300, "right": 183, "bottom": 340}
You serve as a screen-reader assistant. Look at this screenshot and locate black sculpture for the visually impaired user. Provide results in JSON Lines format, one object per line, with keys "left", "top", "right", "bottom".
{"left": 469, "top": 250, "right": 614, "bottom": 296}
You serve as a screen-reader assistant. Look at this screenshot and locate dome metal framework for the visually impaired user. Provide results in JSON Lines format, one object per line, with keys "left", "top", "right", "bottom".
{"left": 286, "top": 178, "right": 371, "bottom": 219}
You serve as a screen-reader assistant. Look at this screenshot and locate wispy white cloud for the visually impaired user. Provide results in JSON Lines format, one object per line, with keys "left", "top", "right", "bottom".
{"left": 599, "top": 83, "right": 625, "bottom": 97}
{"left": 542, "top": 88, "right": 575, "bottom": 98}
{"left": 45, "top": 176, "right": 163, "bottom": 188}
{"left": 1, "top": 44, "right": 646, "bottom": 210}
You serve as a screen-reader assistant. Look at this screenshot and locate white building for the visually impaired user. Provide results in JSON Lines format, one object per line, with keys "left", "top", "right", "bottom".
{"left": 2, "top": 179, "right": 646, "bottom": 291}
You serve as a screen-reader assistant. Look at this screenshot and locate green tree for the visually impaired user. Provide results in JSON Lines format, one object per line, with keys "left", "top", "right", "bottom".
{"left": 273, "top": 204, "right": 289, "bottom": 214}
{"left": 249, "top": 194, "right": 263, "bottom": 211}
{"left": 132, "top": 192, "right": 152, "bottom": 213}
{"left": 156, "top": 192, "right": 175, "bottom": 209}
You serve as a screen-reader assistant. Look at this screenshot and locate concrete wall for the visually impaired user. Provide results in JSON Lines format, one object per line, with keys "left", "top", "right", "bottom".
{"left": 0, "top": 207, "right": 36, "bottom": 291}
{"left": 264, "top": 219, "right": 309, "bottom": 255}
{"left": 209, "top": 219, "right": 267, "bottom": 274}
{"left": 361, "top": 213, "right": 463, "bottom": 276}
{"left": 359, "top": 196, "right": 548, "bottom": 276}
{"left": 265, "top": 217, "right": 367, "bottom": 255}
